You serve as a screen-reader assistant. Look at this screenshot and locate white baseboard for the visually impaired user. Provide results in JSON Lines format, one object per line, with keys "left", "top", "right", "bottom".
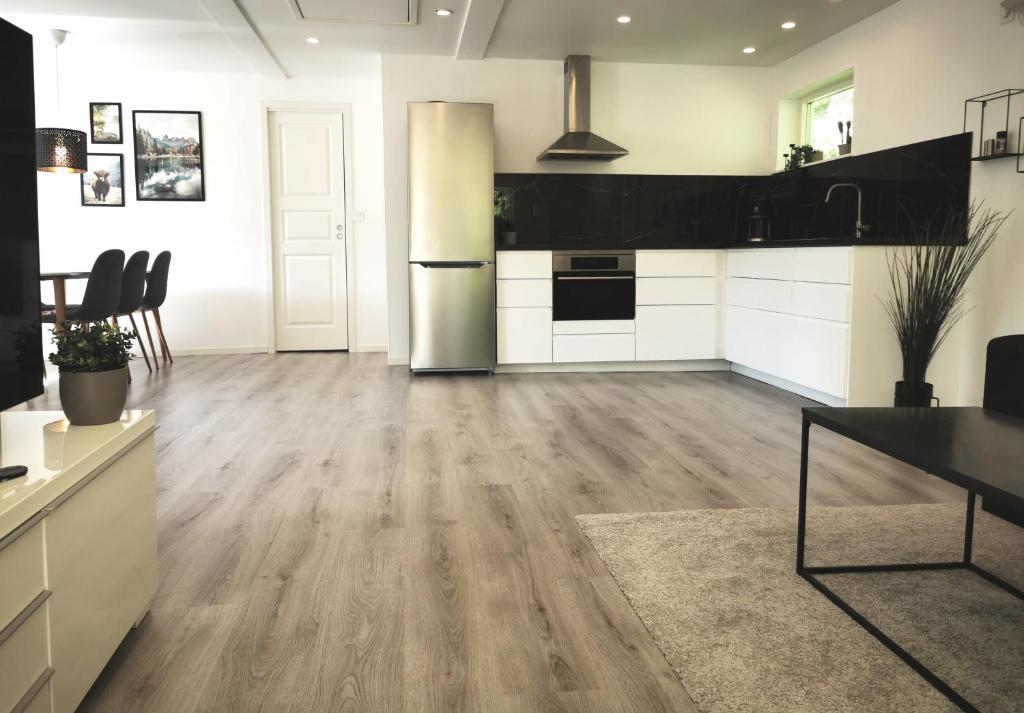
{"left": 730, "top": 363, "right": 846, "bottom": 406}
{"left": 141, "top": 345, "right": 270, "bottom": 357}
{"left": 496, "top": 359, "right": 731, "bottom": 374}
{"left": 387, "top": 354, "right": 410, "bottom": 366}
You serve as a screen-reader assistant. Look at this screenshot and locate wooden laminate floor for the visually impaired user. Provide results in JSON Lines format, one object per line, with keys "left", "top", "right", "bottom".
{"left": 25, "top": 353, "right": 960, "bottom": 713}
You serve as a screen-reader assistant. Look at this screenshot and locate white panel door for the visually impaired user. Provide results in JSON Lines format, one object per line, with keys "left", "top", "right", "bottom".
{"left": 270, "top": 110, "right": 348, "bottom": 351}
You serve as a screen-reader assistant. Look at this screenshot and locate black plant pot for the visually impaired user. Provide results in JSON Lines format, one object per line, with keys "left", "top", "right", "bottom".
{"left": 894, "top": 380, "right": 934, "bottom": 407}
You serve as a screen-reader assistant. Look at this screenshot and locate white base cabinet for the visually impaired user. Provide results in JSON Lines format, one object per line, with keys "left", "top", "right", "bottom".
{"left": 498, "top": 308, "right": 552, "bottom": 364}
{"left": 636, "top": 306, "right": 716, "bottom": 361}
{"left": 554, "top": 334, "right": 636, "bottom": 363}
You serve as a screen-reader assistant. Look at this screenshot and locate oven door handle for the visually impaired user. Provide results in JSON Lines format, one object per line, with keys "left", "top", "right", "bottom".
{"left": 554, "top": 275, "right": 634, "bottom": 280}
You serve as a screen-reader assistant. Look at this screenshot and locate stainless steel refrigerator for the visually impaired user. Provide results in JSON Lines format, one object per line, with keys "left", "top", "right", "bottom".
{"left": 408, "top": 102, "right": 496, "bottom": 372}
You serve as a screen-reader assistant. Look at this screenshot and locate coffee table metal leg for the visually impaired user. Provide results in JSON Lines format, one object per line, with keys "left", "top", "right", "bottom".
{"left": 797, "top": 416, "right": 810, "bottom": 572}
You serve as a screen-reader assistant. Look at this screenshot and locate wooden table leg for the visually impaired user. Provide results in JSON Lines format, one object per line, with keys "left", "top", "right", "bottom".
{"left": 53, "top": 277, "right": 67, "bottom": 334}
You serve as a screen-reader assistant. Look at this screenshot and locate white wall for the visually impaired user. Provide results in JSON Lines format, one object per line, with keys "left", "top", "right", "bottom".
{"left": 770, "top": 0, "right": 1024, "bottom": 405}
{"left": 381, "top": 54, "right": 773, "bottom": 363}
{"left": 31, "top": 37, "right": 389, "bottom": 355}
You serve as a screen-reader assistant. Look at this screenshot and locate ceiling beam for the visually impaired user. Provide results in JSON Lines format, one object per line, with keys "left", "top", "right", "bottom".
{"left": 196, "top": 0, "right": 288, "bottom": 79}
{"left": 455, "top": 0, "right": 506, "bottom": 60}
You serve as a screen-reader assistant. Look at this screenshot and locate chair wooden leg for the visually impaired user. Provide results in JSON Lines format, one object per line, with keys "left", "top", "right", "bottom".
{"left": 153, "top": 308, "right": 173, "bottom": 364}
{"left": 112, "top": 315, "right": 119, "bottom": 329}
{"left": 140, "top": 310, "right": 160, "bottom": 371}
{"left": 128, "top": 313, "right": 152, "bottom": 373}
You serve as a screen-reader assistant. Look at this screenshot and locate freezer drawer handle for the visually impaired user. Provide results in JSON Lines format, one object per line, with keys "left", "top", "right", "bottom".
{"left": 417, "top": 262, "right": 490, "bottom": 268}
{"left": 555, "top": 275, "right": 633, "bottom": 280}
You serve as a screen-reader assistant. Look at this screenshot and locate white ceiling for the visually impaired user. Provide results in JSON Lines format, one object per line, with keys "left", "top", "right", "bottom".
{"left": 0, "top": 0, "right": 902, "bottom": 78}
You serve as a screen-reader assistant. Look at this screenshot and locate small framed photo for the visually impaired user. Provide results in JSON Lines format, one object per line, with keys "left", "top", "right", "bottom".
{"left": 89, "top": 102, "right": 123, "bottom": 144}
{"left": 81, "top": 153, "right": 125, "bottom": 207}
{"left": 132, "top": 110, "right": 205, "bottom": 201}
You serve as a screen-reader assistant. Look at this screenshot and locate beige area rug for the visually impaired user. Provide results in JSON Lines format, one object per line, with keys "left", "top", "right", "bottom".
{"left": 575, "top": 504, "right": 1024, "bottom": 713}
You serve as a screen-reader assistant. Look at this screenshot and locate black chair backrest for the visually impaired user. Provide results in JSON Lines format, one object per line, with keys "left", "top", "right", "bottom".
{"left": 116, "top": 250, "right": 149, "bottom": 315}
{"left": 142, "top": 251, "right": 171, "bottom": 310}
{"left": 76, "top": 249, "right": 125, "bottom": 322}
{"left": 983, "top": 335, "right": 1024, "bottom": 419}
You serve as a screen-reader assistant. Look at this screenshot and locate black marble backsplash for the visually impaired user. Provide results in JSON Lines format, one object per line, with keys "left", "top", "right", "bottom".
{"left": 494, "top": 133, "right": 971, "bottom": 250}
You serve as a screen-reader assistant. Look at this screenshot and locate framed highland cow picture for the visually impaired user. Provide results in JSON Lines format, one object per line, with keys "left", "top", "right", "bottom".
{"left": 89, "top": 102, "right": 122, "bottom": 143}
{"left": 132, "top": 110, "right": 205, "bottom": 201}
{"left": 81, "top": 153, "right": 125, "bottom": 207}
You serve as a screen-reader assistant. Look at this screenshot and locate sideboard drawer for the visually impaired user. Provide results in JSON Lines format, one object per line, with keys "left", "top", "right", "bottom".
{"left": 0, "top": 600, "right": 49, "bottom": 713}
{"left": 0, "top": 517, "right": 45, "bottom": 631}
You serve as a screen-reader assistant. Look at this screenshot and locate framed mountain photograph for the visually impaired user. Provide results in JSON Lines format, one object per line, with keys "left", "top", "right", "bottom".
{"left": 81, "top": 153, "right": 125, "bottom": 207}
{"left": 132, "top": 110, "right": 205, "bottom": 201}
{"left": 89, "top": 102, "right": 122, "bottom": 143}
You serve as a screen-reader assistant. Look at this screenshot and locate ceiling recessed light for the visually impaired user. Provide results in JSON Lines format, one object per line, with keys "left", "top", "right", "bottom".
{"left": 616, "top": 15, "right": 631, "bottom": 24}
{"left": 305, "top": 36, "right": 320, "bottom": 44}
{"left": 435, "top": 8, "right": 453, "bottom": 16}
{"left": 781, "top": 21, "right": 797, "bottom": 29}
{"left": 742, "top": 46, "right": 756, "bottom": 54}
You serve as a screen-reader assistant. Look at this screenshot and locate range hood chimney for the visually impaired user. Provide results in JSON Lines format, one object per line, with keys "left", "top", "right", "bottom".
{"left": 537, "top": 55, "right": 628, "bottom": 161}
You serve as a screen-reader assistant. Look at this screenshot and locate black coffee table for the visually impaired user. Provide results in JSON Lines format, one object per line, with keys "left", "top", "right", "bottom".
{"left": 798, "top": 406, "right": 1024, "bottom": 713}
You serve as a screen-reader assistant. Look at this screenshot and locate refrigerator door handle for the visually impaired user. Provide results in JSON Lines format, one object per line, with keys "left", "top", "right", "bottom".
{"left": 416, "top": 262, "right": 492, "bottom": 269}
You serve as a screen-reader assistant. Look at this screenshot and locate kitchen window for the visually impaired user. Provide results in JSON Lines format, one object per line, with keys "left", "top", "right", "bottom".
{"left": 803, "top": 84, "right": 854, "bottom": 160}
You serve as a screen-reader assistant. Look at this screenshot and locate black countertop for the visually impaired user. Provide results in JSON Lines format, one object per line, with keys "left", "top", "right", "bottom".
{"left": 494, "top": 133, "right": 971, "bottom": 252}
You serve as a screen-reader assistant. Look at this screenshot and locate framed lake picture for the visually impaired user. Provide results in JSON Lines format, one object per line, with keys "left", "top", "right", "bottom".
{"left": 90, "top": 102, "right": 122, "bottom": 143}
{"left": 133, "top": 110, "right": 205, "bottom": 201}
{"left": 81, "top": 153, "right": 125, "bottom": 207}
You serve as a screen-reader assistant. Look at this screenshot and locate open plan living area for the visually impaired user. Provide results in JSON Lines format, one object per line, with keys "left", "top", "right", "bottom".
{"left": 1, "top": 1, "right": 1023, "bottom": 712}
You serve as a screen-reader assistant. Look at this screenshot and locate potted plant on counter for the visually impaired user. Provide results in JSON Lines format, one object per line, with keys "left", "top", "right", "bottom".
{"left": 50, "top": 321, "right": 134, "bottom": 425}
{"left": 882, "top": 204, "right": 1006, "bottom": 406}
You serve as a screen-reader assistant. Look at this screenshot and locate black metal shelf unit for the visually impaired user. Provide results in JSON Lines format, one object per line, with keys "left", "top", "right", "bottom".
{"left": 962, "top": 88, "right": 1023, "bottom": 161}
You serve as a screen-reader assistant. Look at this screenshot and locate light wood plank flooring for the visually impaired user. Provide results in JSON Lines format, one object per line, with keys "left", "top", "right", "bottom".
{"left": 25, "top": 354, "right": 960, "bottom": 713}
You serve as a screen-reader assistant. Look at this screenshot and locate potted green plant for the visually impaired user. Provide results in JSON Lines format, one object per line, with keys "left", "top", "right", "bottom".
{"left": 50, "top": 321, "right": 134, "bottom": 425}
{"left": 882, "top": 205, "right": 1006, "bottom": 406}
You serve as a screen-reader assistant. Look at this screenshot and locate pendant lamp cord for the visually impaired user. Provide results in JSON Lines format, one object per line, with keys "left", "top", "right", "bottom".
{"left": 54, "top": 42, "right": 61, "bottom": 113}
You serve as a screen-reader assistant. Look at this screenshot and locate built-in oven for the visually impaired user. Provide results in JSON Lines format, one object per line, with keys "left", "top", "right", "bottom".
{"left": 552, "top": 251, "right": 636, "bottom": 321}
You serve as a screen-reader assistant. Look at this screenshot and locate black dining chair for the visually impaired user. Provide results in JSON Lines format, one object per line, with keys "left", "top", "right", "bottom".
{"left": 41, "top": 249, "right": 124, "bottom": 325}
{"left": 981, "top": 335, "right": 1024, "bottom": 526}
{"left": 140, "top": 251, "right": 172, "bottom": 368}
{"left": 112, "top": 250, "right": 152, "bottom": 373}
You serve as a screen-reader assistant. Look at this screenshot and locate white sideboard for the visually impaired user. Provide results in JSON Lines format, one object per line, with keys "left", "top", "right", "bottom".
{"left": 725, "top": 247, "right": 852, "bottom": 402}
{"left": 0, "top": 411, "right": 157, "bottom": 713}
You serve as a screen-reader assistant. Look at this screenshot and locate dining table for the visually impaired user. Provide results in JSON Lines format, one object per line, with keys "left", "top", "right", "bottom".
{"left": 39, "top": 271, "right": 92, "bottom": 332}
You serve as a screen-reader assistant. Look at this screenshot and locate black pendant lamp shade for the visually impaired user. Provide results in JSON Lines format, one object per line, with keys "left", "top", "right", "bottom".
{"left": 36, "top": 127, "right": 87, "bottom": 173}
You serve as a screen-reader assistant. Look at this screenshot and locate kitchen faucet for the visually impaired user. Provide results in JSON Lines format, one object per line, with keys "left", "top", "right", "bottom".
{"left": 825, "top": 182, "right": 870, "bottom": 239}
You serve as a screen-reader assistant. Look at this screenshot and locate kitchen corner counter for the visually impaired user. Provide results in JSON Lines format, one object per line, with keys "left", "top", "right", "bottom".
{"left": 0, "top": 409, "right": 156, "bottom": 539}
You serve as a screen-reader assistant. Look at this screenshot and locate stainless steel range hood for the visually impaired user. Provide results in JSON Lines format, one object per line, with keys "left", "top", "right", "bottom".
{"left": 537, "top": 55, "right": 628, "bottom": 161}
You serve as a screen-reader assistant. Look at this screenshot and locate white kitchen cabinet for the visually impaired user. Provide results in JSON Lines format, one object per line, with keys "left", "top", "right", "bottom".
{"left": 636, "top": 277, "right": 716, "bottom": 305}
{"left": 791, "top": 246, "right": 852, "bottom": 284}
{"left": 726, "top": 248, "right": 794, "bottom": 280}
{"left": 791, "top": 282, "right": 851, "bottom": 323}
{"left": 727, "top": 277, "right": 792, "bottom": 313}
{"left": 553, "top": 320, "right": 634, "bottom": 335}
{"left": 496, "top": 279, "right": 551, "bottom": 308}
{"left": 553, "top": 333, "right": 636, "bottom": 363}
{"left": 636, "top": 250, "right": 717, "bottom": 277}
{"left": 787, "top": 316, "right": 850, "bottom": 397}
{"left": 496, "top": 251, "right": 552, "bottom": 279}
{"left": 497, "top": 307, "right": 552, "bottom": 364}
{"left": 636, "top": 306, "right": 717, "bottom": 361}
{"left": 725, "top": 306, "right": 789, "bottom": 378}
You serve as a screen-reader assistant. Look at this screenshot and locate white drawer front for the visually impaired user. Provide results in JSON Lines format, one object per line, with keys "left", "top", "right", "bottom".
{"left": 636, "top": 277, "right": 716, "bottom": 305}
{"left": 786, "top": 317, "right": 850, "bottom": 398}
{"left": 553, "top": 334, "right": 636, "bottom": 363}
{"left": 792, "top": 247, "right": 852, "bottom": 284}
{"left": 496, "top": 251, "right": 551, "bottom": 279}
{"left": 497, "top": 308, "right": 552, "bottom": 364}
{"left": 792, "top": 282, "right": 851, "bottom": 323}
{"left": 0, "top": 519, "right": 45, "bottom": 631}
{"left": 636, "top": 306, "right": 716, "bottom": 361}
{"left": 636, "top": 250, "right": 717, "bottom": 277}
{"left": 725, "top": 306, "right": 789, "bottom": 377}
{"left": 553, "top": 320, "right": 635, "bottom": 335}
{"left": 496, "top": 279, "right": 551, "bottom": 308}
{"left": 727, "top": 248, "right": 794, "bottom": 280}
{"left": 0, "top": 602, "right": 49, "bottom": 713}
{"left": 726, "top": 277, "right": 792, "bottom": 314}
